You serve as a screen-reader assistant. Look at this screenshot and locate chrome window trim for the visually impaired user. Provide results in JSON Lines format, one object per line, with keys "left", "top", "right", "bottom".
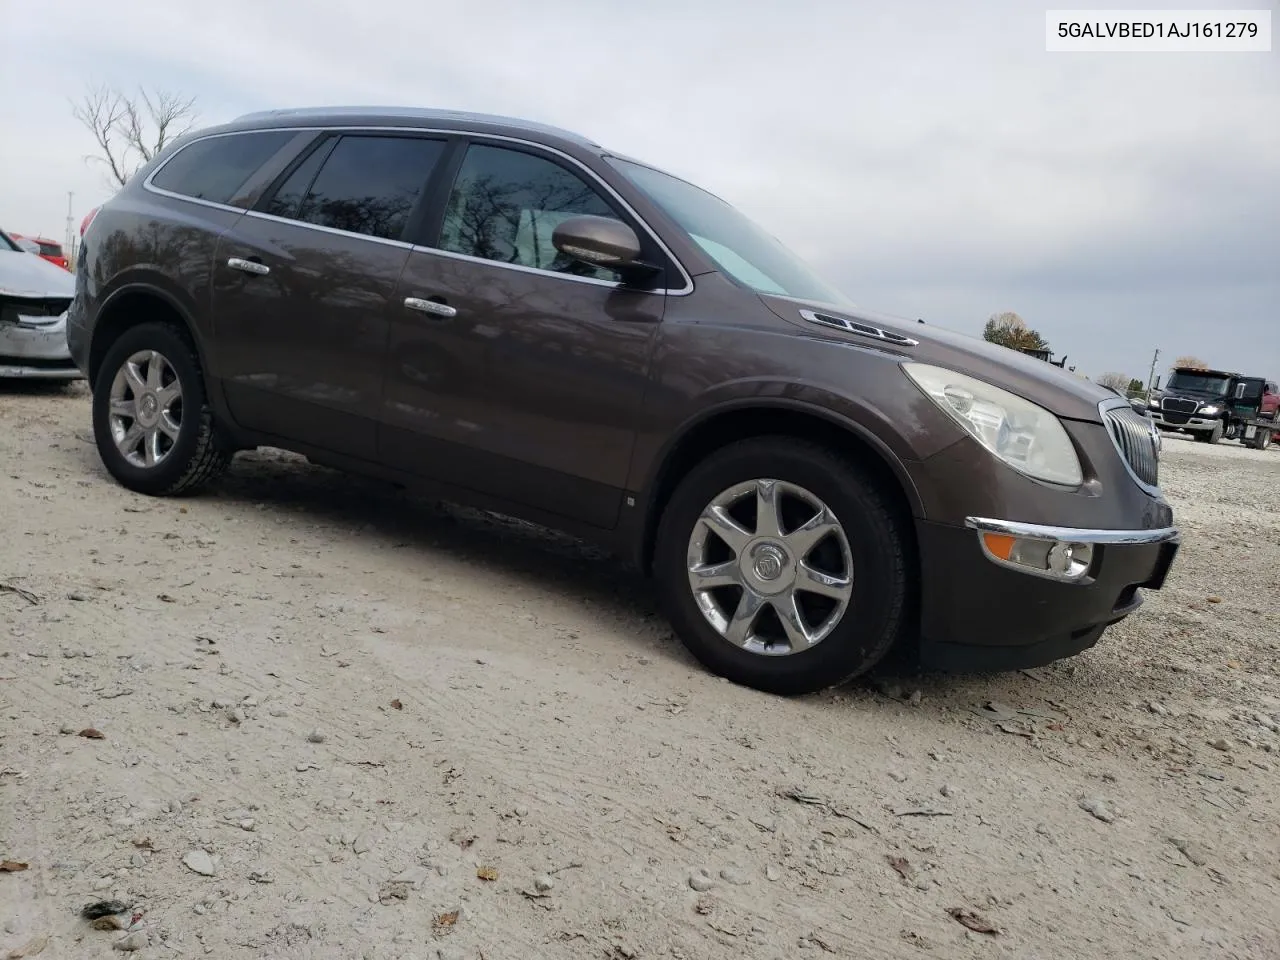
{"left": 404, "top": 243, "right": 641, "bottom": 290}
{"left": 142, "top": 125, "right": 694, "bottom": 297}
{"left": 965, "top": 515, "right": 1179, "bottom": 546}
{"left": 1098, "top": 397, "right": 1163, "bottom": 497}
{"left": 240, "top": 207, "right": 416, "bottom": 251}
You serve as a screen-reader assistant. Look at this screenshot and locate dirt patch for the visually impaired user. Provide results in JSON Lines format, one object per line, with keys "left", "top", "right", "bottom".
{"left": 2, "top": 386, "right": 1278, "bottom": 958}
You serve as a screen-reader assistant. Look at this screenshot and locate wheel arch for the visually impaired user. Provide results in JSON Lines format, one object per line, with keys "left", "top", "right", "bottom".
{"left": 89, "top": 283, "right": 206, "bottom": 390}
{"left": 636, "top": 399, "right": 925, "bottom": 576}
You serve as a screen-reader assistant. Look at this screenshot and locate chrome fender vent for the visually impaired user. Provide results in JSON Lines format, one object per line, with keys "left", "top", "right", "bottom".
{"left": 798, "top": 309, "right": 919, "bottom": 347}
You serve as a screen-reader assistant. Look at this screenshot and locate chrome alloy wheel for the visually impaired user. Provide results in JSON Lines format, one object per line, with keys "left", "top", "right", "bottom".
{"left": 686, "top": 478, "right": 854, "bottom": 656}
{"left": 108, "top": 349, "right": 184, "bottom": 468}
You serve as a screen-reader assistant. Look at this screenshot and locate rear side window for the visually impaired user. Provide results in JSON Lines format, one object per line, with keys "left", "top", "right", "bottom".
{"left": 263, "top": 138, "right": 335, "bottom": 221}
{"left": 265, "top": 135, "right": 445, "bottom": 242}
{"left": 150, "top": 131, "right": 295, "bottom": 205}
{"left": 38, "top": 241, "right": 63, "bottom": 257}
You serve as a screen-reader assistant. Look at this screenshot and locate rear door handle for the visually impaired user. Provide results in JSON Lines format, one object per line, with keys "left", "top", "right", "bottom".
{"left": 227, "top": 257, "right": 270, "bottom": 276}
{"left": 404, "top": 297, "right": 457, "bottom": 319}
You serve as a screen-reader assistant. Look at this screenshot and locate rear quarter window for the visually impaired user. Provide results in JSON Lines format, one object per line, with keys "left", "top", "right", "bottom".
{"left": 261, "top": 134, "right": 446, "bottom": 242}
{"left": 150, "top": 131, "right": 296, "bottom": 205}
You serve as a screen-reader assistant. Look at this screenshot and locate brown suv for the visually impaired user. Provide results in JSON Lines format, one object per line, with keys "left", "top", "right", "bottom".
{"left": 67, "top": 106, "right": 1179, "bottom": 695}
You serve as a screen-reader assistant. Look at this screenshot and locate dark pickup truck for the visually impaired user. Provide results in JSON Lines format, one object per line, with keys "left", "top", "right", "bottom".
{"left": 1148, "top": 367, "right": 1279, "bottom": 449}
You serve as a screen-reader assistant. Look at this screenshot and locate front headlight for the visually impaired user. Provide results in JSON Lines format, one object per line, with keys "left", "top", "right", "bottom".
{"left": 1199, "top": 404, "right": 1220, "bottom": 415}
{"left": 903, "top": 362, "right": 1083, "bottom": 486}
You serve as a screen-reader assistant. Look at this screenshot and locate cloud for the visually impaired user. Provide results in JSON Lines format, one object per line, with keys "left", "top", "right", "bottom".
{"left": 1, "top": 0, "right": 1275, "bottom": 381}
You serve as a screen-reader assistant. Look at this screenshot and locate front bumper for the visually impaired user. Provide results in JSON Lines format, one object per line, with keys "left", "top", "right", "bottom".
{"left": 1149, "top": 410, "right": 1216, "bottom": 432}
{"left": 916, "top": 517, "right": 1179, "bottom": 672}
{"left": 0, "top": 314, "right": 82, "bottom": 380}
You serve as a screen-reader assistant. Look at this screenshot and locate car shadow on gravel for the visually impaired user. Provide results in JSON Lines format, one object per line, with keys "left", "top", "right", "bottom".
{"left": 208, "top": 447, "right": 669, "bottom": 628}
{"left": 66, "top": 442, "right": 1148, "bottom": 704}
{"left": 0, "top": 379, "right": 86, "bottom": 397}
{"left": 217, "top": 451, "right": 1154, "bottom": 706}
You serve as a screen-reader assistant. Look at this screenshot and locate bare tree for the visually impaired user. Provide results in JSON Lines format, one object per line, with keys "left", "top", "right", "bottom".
{"left": 72, "top": 83, "right": 198, "bottom": 188}
{"left": 1094, "top": 372, "right": 1133, "bottom": 392}
{"left": 1173, "top": 355, "right": 1210, "bottom": 370}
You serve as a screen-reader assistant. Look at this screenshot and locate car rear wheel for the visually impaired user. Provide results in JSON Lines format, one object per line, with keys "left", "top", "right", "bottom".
{"left": 92, "top": 322, "right": 231, "bottom": 496}
{"left": 653, "top": 437, "right": 910, "bottom": 696}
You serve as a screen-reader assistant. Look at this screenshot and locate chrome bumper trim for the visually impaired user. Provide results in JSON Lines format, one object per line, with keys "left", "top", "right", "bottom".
{"left": 965, "top": 517, "right": 1179, "bottom": 546}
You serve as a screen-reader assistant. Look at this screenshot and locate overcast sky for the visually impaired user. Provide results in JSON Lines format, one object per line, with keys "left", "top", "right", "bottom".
{"left": 2, "top": 0, "right": 1276, "bottom": 382}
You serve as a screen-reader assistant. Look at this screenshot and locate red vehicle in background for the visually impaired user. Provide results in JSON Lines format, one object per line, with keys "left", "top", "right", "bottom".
{"left": 8, "top": 232, "right": 69, "bottom": 270}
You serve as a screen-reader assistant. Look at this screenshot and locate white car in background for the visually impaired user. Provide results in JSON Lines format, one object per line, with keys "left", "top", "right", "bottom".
{"left": 0, "top": 228, "right": 81, "bottom": 380}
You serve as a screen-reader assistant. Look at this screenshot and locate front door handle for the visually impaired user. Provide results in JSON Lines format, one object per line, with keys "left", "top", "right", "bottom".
{"left": 227, "top": 257, "right": 270, "bottom": 276}
{"left": 404, "top": 297, "right": 457, "bottom": 319}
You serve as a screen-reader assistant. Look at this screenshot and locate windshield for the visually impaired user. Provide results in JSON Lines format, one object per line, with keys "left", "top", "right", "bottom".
{"left": 607, "top": 157, "right": 849, "bottom": 305}
{"left": 1167, "top": 371, "right": 1231, "bottom": 395}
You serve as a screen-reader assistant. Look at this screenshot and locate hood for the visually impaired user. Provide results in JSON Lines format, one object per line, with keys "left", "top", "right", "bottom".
{"left": 758, "top": 293, "right": 1113, "bottom": 423}
{"left": 0, "top": 249, "right": 76, "bottom": 299}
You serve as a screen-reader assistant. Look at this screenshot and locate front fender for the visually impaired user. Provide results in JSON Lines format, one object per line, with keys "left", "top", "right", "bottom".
{"left": 639, "top": 387, "right": 930, "bottom": 519}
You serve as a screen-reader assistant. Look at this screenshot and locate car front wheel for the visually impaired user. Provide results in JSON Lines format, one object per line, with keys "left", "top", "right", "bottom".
{"left": 92, "top": 322, "right": 231, "bottom": 496}
{"left": 654, "top": 437, "right": 911, "bottom": 696}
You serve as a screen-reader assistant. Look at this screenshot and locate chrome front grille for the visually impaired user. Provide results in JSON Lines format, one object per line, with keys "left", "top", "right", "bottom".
{"left": 1103, "top": 406, "right": 1160, "bottom": 490}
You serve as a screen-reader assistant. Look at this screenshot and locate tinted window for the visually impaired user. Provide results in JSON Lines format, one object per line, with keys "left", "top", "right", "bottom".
{"left": 439, "top": 144, "right": 622, "bottom": 282}
{"left": 38, "top": 241, "right": 63, "bottom": 256}
{"left": 290, "top": 135, "right": 444, "bottom": 242}
{"left": 264, "top": 138, "right": 334, "bottom": 220}
{"left": 151, "top": 131, "right": 294, "bottom": 204}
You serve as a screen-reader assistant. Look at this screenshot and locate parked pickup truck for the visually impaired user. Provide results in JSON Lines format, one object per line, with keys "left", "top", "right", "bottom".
{"left": 1148, "top": 367, "right": 1279, "bottom": 449}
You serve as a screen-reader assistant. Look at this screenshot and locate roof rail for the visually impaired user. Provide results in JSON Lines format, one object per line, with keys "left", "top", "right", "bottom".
{"left": 231, "top": 105, "right": 598, "bottom": 146}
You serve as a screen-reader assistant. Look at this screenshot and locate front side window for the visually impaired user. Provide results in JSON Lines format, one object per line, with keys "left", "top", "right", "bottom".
{"left": 438, "top": 144, "right": 622, "bottom": 282}
{"left": 150, "top": 131, "right": 295, "bottom": 205}
{"left": 607, "top": 156, "right": 849, "bottom": 306}
{"left": 265, "top": 135, "right": 445, "bottom": 242}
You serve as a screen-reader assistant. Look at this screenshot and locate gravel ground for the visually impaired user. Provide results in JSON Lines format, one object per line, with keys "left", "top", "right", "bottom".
{"left": 2, "top": 382, "right": 1278, "bottom": 960}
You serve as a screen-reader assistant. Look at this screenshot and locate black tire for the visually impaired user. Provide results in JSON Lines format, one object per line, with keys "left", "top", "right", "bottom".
{"left": 653, "top": 437, "right": 910, "bottom": 696}
{"left": 92, "top": 322, "right": 232, "bottom": 496}
{"left": 1254, "top": 428, "right": 1272, "bottom": 451}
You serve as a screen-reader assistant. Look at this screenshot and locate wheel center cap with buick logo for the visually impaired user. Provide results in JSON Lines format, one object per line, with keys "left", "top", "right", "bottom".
{"left": 138, "top": 393, "right": 159, "bottom": 425}
{"left": 751, "top": 543, "right": 787, "bottom": 581}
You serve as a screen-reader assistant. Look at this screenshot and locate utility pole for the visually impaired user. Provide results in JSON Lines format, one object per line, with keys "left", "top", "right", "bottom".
{"left": 65, "top": 191, "right": 75, "bottom": 265}
{"left": 1145, "top": 347, "right": 1160, "bottom": 396}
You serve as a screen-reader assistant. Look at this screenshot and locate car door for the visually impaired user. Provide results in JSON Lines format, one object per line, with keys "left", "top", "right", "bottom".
{"left": 211, "top": 132, "right": 448, "bottom": 460}
{"left": 381, "top": 140, "right": 672, "bottom": 529}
